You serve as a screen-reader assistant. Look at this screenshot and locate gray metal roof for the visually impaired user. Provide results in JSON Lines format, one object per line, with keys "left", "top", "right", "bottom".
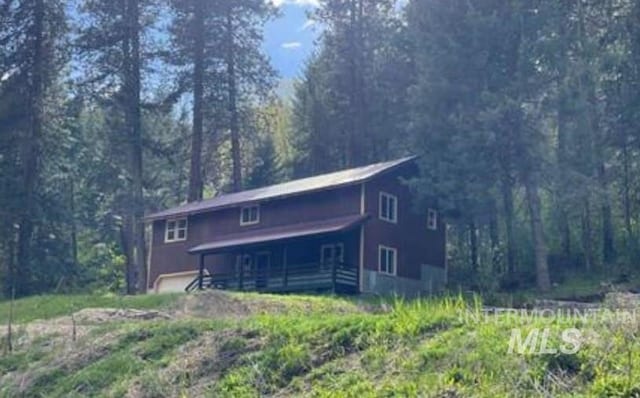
{"left": 145, "top": 155, "right": 415, "bottom": 221}
{"left": 188, "top": 214, "right": 369, "bottom": 254}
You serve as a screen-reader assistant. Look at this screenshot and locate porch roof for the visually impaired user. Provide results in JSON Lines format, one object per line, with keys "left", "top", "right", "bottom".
{"left": 188, "top": 214, "right": 369, "bottom": 254}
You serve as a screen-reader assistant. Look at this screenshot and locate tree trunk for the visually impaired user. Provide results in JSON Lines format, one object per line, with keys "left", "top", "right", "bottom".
{"left": 489, "top": 209, "right": 500, "bottom": 273}
{"left": 123, "top": 0, "right": 145, "bottom": 293}
{"left": 226, "top": 11, "right": 242, "bottom": 192}
{"left": 556, "top": 97, "right": 572, "bottom": 262}
{"left": 555, "top": 0, "right": 572, "bottom": 264}
{"left": 524, "top": 174, "right": 551, "bottom": 291}
{"left": 622, "top": 140, "right": 634, "bottom": 251}
{"left": 70, "top": 179, "right": 78, "bottom": 271}
{"left": 119, "top": 219, "right": 135, "bottom": 294}
{"left": 581, "top": 198, "right": 593, "bottom": 271}
{"left": 2, "top": 223, "right": 17, "bottom": 298}
{"left": 469, "top": 220, "right": 478, "bottom": 271}
{"left": 501, "top": 175, "right": 516, "bottom": 274}
{"left": 599, "top": 162, "right": 615, "bottom": 264}
{"left": 188, "top": 4, "right": 205, "bottom": 202}
{"left": 16, "top": 0, "right": 46, "bottom": 297}
{"left": 344, "top": 0, "right": 367, "bottom": 167}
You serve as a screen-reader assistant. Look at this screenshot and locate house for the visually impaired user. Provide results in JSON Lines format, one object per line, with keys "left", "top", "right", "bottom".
{"left": 144, "top": 156, "right": 447, "bottom": 296}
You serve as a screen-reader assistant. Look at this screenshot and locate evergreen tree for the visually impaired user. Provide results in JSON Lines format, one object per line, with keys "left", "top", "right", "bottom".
{"left": 76, "top": 0, "right": 158, "bottom": 293}
{"left": 294, "top": 0, "right": 403, "bottom": 171}
{"left": 169, "top": 0, "right": 276, "bottom": 196}
{"left": 0, "top": 0, "right": 67, "bottom": 296}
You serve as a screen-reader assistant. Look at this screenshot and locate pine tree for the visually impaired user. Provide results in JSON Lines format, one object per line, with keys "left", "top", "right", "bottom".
{"left": 169, "top": 0, "right": 276, "bottom": 195}
{"left": 308, "top": 0, "right": 400, "bottom": 167}
{"left": 76, "top": 0, "right": 156, "bottom": 293}
{"left": 0, "top": 0, "right": 67, "bottom": 296}
{"left": 406, "top": 0, "right": 552, "bottom": 290}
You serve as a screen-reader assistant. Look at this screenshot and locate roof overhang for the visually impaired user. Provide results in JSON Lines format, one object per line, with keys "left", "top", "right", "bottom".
{"left": 188, "top": 214, "right": 369, "bottom": 255}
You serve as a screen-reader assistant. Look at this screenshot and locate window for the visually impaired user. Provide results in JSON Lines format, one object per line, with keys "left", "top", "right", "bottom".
{"left": 240, "top": 205, "right": 260, "bottom": 225}
{"left": 379, "top": 192, "right": 397, "bottom": 223}
{"left": 165, "top": 218, "right": 187, "bottom": 242}
{"left": 321, "top": 243, "right": 344, "bottom": 267}
{"left": 236, "top": 254, "right": 253, "bottom": 274}
{"left": 427, "top": 208, "right": 438, "bottom": 230}
{"left": 378, "top": 245, "right": 397, "bottom": 275}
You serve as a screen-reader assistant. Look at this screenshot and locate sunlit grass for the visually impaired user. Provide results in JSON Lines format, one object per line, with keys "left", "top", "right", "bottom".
{"left": 0, "top": 293, "right": 183, "bottom": 324}
{"left": 2, "top": 292, "right": 640, "bottom": 396}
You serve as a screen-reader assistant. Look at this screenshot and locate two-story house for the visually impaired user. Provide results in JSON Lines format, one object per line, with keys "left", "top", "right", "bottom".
{"left": 144, "top": 156, "right": 446, "bottom": 297}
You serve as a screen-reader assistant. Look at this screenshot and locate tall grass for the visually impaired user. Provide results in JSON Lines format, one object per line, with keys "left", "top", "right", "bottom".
{"left": 4, "top": 292, "right": 640, "bottom": 396}
{"left": 0, "top": 293, "right": 182, "bottom": 324}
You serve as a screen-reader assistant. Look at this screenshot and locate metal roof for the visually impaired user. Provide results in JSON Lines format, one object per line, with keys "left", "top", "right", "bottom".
{"left": 188, "top": 214, "right": 369, "bottom": 254}
{"left": 145, "top": 156, "right": 415, "bottom": 221}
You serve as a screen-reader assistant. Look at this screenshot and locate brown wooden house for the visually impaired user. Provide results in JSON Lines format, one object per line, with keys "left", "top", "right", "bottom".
{"left": 144, "top": 156, "right": 446, "bottom": 296}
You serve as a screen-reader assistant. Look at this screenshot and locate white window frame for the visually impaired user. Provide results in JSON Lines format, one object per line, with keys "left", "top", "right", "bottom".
{"left": 378, "top": 245, "right": 397, "bottom": 276}
{"left": 164, "top": 218, "right": 188, "bottom": 243}
{"left": 427, "top": 208, "right": 438, "bottom": 230}
{"left": 240, "top": 205, "right": 260, "bottom": 226}
{"left": 379, "top": 192, "right": 398, "bottom": 223}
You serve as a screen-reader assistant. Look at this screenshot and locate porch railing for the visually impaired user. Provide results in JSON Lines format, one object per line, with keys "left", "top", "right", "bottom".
{"left": 185, "top": 261, "right": 358, "bottom": 294}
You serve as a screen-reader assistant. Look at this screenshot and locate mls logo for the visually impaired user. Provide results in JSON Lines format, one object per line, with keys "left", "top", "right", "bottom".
{"left": 508, "top": 328, "right": 582, "bottom": 355}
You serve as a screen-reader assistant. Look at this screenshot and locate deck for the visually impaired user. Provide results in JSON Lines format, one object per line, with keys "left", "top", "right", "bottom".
{"left": 186, "top": 261, "right": 359, "bottom": 294}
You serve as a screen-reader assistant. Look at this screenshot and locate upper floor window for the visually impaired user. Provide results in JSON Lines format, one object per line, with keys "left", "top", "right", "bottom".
{"left": 379, "top": 245, "right": 397, "bottom": 275}
{"left": 379, "top": 192, "right": 397, "bottom": 223}
{"left": 427, "top": 208, "right": 438, "bottom": 230}
{"left": 165, "top": 218, "right": 187, "bottom": 242}
{"left": 240, "top": 205, "right": 260, "bottom": 226}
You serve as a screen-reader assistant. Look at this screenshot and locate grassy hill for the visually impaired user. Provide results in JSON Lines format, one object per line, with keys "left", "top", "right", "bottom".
{"left": 1, "top": 291, "right": 639, "bottom": 397}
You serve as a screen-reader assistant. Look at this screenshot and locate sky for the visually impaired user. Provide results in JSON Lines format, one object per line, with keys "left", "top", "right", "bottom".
{"left": 263, "top": 1, "right": 320, "bottom": 80}
{"left": 66, "top": 0, "right": 320, "bottom": 98}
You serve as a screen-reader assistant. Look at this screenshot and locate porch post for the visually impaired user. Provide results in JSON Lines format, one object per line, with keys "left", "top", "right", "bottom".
{"left": 332, "top": 253, "right": 337, "bottom": 294}
{"left": 198, "top": 253, "right": 205, "bottom": 290}
{"left": 283, "top": 246, "right": 288, "bottom": 288}
{"left": 239, "top": 250, "right": 244, "bottom": 290}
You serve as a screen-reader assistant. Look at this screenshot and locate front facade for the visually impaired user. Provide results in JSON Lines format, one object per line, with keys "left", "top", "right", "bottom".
{"left": 145, "top": 157, "right": 447, "bottom": 297}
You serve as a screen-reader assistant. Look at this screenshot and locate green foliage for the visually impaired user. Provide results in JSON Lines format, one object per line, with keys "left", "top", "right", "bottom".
{"left": 286, "top": 0, "right": 640, "bottom": 293}
{"left": 0, "top": 293, "right": 181, "bottom": 324}
{"left": 3, "top": 292, "right": 640, "bottom": 396}
{"left": 291, "top": 0, "right": 407, "bottom": 176}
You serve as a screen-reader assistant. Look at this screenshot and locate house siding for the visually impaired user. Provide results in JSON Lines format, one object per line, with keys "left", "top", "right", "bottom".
{"left": 147, "top": 161, "right": 447, "bottom": 295}
{"left": 148, "top": 184, "right": 361, "bottom": 289}
{"left": 362, "top": 165, "right": 446, "bottom": 294}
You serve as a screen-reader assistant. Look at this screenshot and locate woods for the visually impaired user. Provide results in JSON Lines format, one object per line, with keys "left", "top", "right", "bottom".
{"left": 2, "top": 0, "right": 640, "bottom": 297}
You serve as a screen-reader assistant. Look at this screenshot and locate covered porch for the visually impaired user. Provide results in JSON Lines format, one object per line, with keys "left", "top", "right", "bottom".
{"left": 186, "top": 214, "right": 367, "bottom": 294}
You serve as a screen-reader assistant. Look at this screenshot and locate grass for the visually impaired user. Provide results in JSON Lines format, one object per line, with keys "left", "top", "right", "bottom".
{"left": 0, "top": 292, "right": 182, "bottom": 324}
{"left": 484, "top": 270, "right": 640, "bottom": 308}
{"left": 2, "top": 291, "right": 640, "bottom": 396}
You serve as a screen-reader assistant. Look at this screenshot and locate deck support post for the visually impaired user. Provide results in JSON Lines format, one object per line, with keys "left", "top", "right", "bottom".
{"left": 198, "top": 253, "right": 205, "bottom": 290}
{"left": 239, "top": 251, "right": 244, "bottom": 290}
{"left": 332, "top": 258, "right": 337, "bottom": 294}
{"left": 283, "top": 246, "right": 288, "bottom": 288}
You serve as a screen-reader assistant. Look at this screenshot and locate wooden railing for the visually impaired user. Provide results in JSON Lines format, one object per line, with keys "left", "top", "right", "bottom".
{"left": 185, "top": 261, "right": 358, "bottom": 294}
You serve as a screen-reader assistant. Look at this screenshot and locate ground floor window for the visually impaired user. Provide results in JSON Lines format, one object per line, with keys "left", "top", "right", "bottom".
{"left": 378, "top": 245, "right": 397, "bottom": 275}
{"left": 321, "top": 243, "right": 344, "bottom": 270}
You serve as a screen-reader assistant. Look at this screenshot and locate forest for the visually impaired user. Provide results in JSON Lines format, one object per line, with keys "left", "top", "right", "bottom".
{"left": 1, "top": 0, "right": 640, "bottom": 298}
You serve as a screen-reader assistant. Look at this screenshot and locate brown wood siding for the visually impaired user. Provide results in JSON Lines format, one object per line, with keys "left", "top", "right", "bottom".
{"left": 148, "top": 185, "right": 361, "bottom": 288}
{"left": 362, "top": 167, "right": 446, "bottom": 281}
